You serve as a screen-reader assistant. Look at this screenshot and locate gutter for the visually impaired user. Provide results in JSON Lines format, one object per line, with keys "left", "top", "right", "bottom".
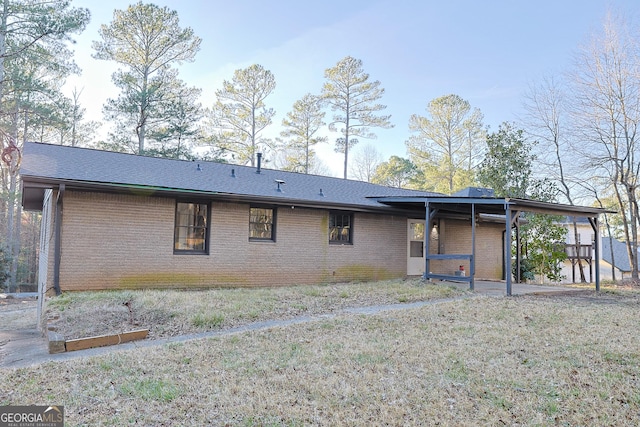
{"left": 21, "top": 176, "right": 421, "bottom": 216}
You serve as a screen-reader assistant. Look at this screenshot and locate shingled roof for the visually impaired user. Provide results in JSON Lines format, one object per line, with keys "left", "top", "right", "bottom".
{"left": 601, "top": 237, "right": 633, "bottom": 272}
{"left": 20, "top": 142, "right": 441, "bottom": 212}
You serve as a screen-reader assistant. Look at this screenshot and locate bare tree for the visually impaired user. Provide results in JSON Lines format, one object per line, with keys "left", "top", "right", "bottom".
{"left": 523, "top": 76, "right": 588, "bottom": 282}
{"left": 570, "top": 12, "right": 640, "bottom": 280}
{"left": 349, "top": 143, "right": 382, "bottom": 182}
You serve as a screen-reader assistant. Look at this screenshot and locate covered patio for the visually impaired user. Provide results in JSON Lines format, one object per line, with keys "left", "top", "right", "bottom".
{"left": 375, "top": 195, "right": 607, "bottom": 296}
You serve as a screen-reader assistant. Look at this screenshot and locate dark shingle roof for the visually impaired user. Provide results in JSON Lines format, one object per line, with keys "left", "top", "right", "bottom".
{"left": 20, "top": 142, "right": 441, "bottom": 211}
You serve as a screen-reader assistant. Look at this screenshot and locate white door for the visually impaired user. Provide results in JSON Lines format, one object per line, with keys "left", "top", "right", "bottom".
{"left": 407, "top": 220, "right": 425, "bottom": 276}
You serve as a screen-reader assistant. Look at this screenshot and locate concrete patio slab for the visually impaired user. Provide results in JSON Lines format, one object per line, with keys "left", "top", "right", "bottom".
{"left": 443, "top": 279, "right": 588, "bottom": 296}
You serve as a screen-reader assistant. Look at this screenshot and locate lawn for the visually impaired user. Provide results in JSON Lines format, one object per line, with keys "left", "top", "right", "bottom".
{"left": 1, "top": 282, "right": 640, "bottom": 426}
{"left": 44, "top": 278, "right": 463, "bottom": 340}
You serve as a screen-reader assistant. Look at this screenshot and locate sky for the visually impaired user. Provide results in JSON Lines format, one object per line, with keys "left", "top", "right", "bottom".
{"left": 62, "top": 0, "right": 638, "bottom": 178}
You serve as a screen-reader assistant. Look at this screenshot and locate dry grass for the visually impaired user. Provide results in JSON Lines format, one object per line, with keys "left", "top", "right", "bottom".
{"left": 44, "top": 278, "right": 462, "bottom": 340}
{"left": 1, "top": 287, "right": 639, "bottom": 425}
{"left": 0, "top": 297, "right": 37, "bottom": 330}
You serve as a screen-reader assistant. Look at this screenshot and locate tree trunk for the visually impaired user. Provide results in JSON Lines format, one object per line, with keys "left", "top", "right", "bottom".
{"left": 343, "top": 105, "right": 350, "bottom": 180}
{"left": 627, "top": 187, "right": 639, "bottom": 280}
{"left": 11, "top": 193, "right": 21, "bottom": 292}
{"left": 5, "top": 167, "right": 14, "bottom": 291}
{"left": 251, "top": 105, "right": 256, "bottom": 167}
{"left": 571, "top": 218, "right": 586, "bottom": 282}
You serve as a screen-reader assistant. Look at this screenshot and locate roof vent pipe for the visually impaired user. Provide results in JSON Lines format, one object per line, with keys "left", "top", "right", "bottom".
{"left": 319, "top": 189, "right": 324, "bottom": 197}
{"left": 256, "top": 153, "right": 262, "bottom": 174}
{"left": 231, "top": 168, "right": 236, "bottom": 178}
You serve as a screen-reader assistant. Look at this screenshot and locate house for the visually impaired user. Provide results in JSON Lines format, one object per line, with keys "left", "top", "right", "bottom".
{"left": 600, "top": 237, "right": 634, "bottom": 281}
{"left": 559, "top": 216, "right": 596, "bottom": 283}
{"left": 20, "top": 142, "right": 607, "bottom": 295}
{"left": 559, "top": 217, "right": 629, "bottom": 283}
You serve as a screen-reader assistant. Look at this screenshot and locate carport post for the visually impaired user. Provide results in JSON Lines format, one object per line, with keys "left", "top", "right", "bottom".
{"left": 589, "top": 216, "right": 601, "bottom": 292}
{"left": 424, "top": 200, "right": 430, "bottom": 279}
{"left": 505, "top": 203, "right": 512, "bottom": 296}
{"left": 470, "top": 202, "right": 475, "bottom": 291}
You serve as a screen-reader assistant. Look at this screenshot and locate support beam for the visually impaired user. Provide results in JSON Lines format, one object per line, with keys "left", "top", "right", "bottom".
{"left": 470, "top": 203, "right": 476, "bottom": 291}
{"left": 505, "top": 204, "right": 512, "bottom": 296}
{"left": 514, "top": 211, "right": 521, "bottom": 284}
{"left": 424, "top": 201, "right": 430, "bottom": 279}
{"left": 588, "top": 217, "right": 601, "bottom": 292}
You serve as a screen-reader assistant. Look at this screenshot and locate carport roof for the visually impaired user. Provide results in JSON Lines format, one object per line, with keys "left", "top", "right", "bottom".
{"left": 373, "top": 196, "right": 608, "bottom": 218}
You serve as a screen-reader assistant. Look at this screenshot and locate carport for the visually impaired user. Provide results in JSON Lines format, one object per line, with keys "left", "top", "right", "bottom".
{"left": 374, "top": 195, "right": 607, "bottom": 296}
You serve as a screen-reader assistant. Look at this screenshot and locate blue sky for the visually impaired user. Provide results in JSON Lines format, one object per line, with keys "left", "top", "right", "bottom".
{"left": 64, "top": 0, "right": 637, "bottom": 177}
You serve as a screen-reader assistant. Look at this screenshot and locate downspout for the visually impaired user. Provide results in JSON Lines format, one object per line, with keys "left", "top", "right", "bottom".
{"left": 53, "top": 184, "right": 65, "bottom": 295}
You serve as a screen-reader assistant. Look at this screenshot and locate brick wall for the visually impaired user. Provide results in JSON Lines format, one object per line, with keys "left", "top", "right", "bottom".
{"left": 56, "top": 191, "right": 409, "bottom": 290}
{"left": 429, "top": 218, "right": 505, "bottom": 280}
{"left": 49, "top": 191, "right": 507, "bottom": 291}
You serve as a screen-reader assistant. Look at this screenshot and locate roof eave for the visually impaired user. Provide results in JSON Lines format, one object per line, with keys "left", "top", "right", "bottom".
{"left": 20, "top": 176, "right": 414, "bottom": 215}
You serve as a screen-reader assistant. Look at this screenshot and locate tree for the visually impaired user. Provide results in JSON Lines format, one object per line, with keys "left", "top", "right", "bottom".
{"left": 523, "top": 76, "right": 588, "bottom": 282}
{"left": 372, "top": 156, "right": 418, "bottom": 188}
{"left": 0, "top": 0, "right": 89, "bottom": 291}
{"left": 93, "top": 1, "right": 201, "bottom": 154}
{"left": 0, "top": 0, "right": 89, "bottom": 104}
{"left": 147, "top": 81, "right": 203, "bottom": 159}
{"left": 478, "top": 122, "right": 568, "bottom": 283}
{"left": 279, "top": 93, "right": 326, "bottom": 173}
{"left": 321, "top": 56, "right": 393, "bottom": 179}
{"left": 477, "top": 122, "right": 534, "bottom": 198}
{"left": 208, "top": 64, "right": 276, "bottom": 166}
{"left": 520, "top": 205, "right": 568, "bottom": 283}
{"left": 38, "top": 87, "right": 100, "bottom": 147}
{"left": 569, "top": 12, "right": 640, "bottom": 280}
{"left": 65, "top": 87, "right": 99, "bottom": 147}
{"left": 349, "top": 144, "right": 382, "bottom": 182}
{"left": 407, "top": 94, "right": 485, "bottom": 194}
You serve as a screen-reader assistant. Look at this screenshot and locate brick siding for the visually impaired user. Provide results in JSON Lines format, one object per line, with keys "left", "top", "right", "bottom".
{"left": 429, "top": 218, "right": 505, "bottom": 280}
{"left": 47, "top": 191, "right": 506, "bottom": 291}
{"left": 55, "top": 191, "right": 409, "bottom": 290}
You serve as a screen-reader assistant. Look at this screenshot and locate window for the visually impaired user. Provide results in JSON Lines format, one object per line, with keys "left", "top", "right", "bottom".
{"left": 174, "top": 202, "right": 209, "bottom": 253}
{"left": 410, "top": 222, "right": 425, "bottom": 257}
{"left": 329, "top": 212, "right": 353, "bottom": 244}
{"left": 249, "top": 207, "right": 275, "bottom": 241}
